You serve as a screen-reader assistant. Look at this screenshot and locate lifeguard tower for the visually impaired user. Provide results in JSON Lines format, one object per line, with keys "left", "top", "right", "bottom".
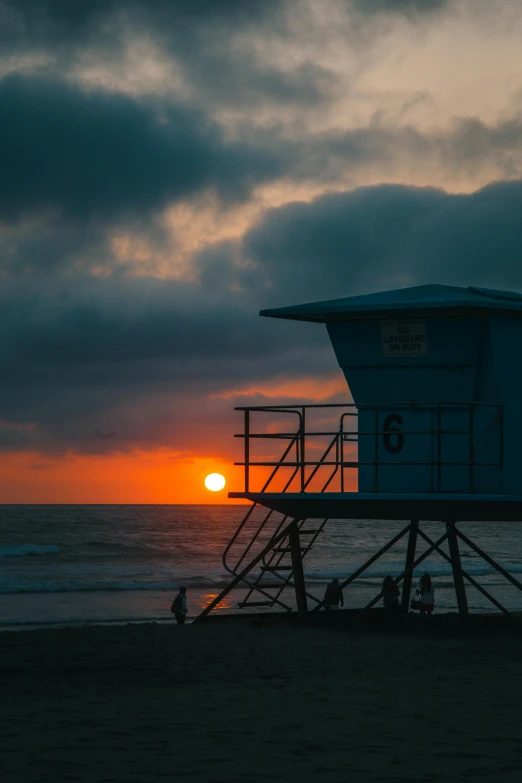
{"left": 198, "top": 284, "right": 522, "bottom": 620}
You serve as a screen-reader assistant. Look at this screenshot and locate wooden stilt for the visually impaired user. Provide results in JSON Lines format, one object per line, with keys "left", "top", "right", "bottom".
{"left": 446, "top": 521, "right": 468, "bottom": 616}
{"left": 401, "top": 520, "right": 418, "bottom": 613}
{"left": 289, "top": 521, "right": 308, "bottom": 615}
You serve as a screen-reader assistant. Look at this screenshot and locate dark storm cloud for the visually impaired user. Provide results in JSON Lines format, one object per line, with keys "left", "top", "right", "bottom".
{"left": 3, "top": 66, "right": 521, "bottom": 250}
{"left": 0, "top": 274, "right": 285, "bottom": 369}
{"left": 241, "top": 179, "right": 522, "bottom": 306}
{"left": 3, "top": 178, "right": 522, "bottom": 454}
{"left": 0, "top": 0, "right": 323, "bottom": 113}
{"left": 1, "top": 0, "right": 448, "bottom": 118}
{"left": 0, "top": 75, "right": 284, "bottom": 223}
{"left": 0, "top": 0, "right": 280, "bottom": 49}
{"left": 0, "top": 0, "right": 448, "bottom": 50}
{"left": 0, "top": 216, "right": 109, "bottom": 275}
{"left": 0, "top": 272, "right": 332, "bottom": 451}
{"left": 242, "top": 184, "right": 448, "bottom": 304}
{"left": 1, "top": 0, "right": 521, "bottom": 459}
{"left": 2, "top": 2, "right": 519, "bottom": 237}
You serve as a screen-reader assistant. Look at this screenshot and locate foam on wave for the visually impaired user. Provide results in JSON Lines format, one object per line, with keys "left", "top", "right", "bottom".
{"left": 1, "top": 560, "right": 521, "bottom": 593}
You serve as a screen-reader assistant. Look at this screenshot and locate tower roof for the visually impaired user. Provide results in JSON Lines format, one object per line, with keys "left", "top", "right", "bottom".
{"left": 260, "top": 284, "right": 522, "bottom": 323}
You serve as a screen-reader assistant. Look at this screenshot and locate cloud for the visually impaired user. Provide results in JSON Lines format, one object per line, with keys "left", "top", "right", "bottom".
{"left": 0, "top": 271, "right": 333, "bottom": 453}
{"left": 3, "top": 67, "right": 522, "bottom": 266}
{"left": 3, "top": 0, "right": 522, "bottom": 226}
{"left": 0, "top": 0, "right": 450, "bottom": 54}
{"left": 0, "top": 74, "right": 286, "bottom": 224}
{"left": 2, "top": 0, "right": 522, "bottom": 470}
{"left": 2, "top": 178, "right": 522, "bottom": 456}
{"left": 0, "top": 1, "right": 281, "bottom": 52}
{"left": 241, "top": 179, "right": 522, "bottom": 306}
{"left": 0, "top": 0, "right": 454, "bottom": 120}
{"left": 277, "top": 115, "right": 522, "bottom": 193}
{"left": 0, "top": 0, "right": 309, "bottom": 111}
{"left": 351, "top": 0, "right": 450, "bottom": 14}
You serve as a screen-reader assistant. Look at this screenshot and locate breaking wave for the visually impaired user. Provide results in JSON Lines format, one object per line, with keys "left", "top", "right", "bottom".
{"left": 2, "top": 560, "right": 521, "bottom": 594}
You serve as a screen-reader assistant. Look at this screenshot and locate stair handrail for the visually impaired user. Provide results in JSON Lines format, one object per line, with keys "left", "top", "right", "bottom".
{"left": 222, "top": 414, "right": 301, "bottom": 575}
{"left": 240, "top": 432, "right": 341, "bottom": 607}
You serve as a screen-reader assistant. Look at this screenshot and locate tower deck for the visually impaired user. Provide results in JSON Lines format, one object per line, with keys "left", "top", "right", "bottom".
{"left": 229, "top": 492, "right": 522, "bottom": 522}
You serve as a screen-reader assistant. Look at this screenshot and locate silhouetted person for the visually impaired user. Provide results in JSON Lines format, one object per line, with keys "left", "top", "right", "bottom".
{"left": 171, "top": 586, "right": 188, "bottom": 625}
{"left": 418, "top": 573, "right": 434, "bottom": 615}
{"left": 382, "top": 575, "right": 400, "bottom": 613}
{"left": 324, "top": 578, "right": 344, "bottom": 609}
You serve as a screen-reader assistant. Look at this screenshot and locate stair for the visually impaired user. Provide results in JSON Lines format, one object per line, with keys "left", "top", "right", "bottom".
{"left": 214, "top": 466, "right": 330, "bottom": 612}
{"left": 272, "top": 546, "right": 308, "bottom": 553}
{"left": 195, "top": 417, "right": 343, "bottom": 620}
{"left": 225, "top": 515, "right": 330, "bottom": 610}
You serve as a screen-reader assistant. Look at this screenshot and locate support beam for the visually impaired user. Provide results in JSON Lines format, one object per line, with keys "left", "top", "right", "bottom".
{"left": 446, "top": 522, "right": 468, "bottom": 616}
{"left": 456, "top": 528, "right": 522, "bottom": 593}
{"left": 401, "top": 520, "right": 418, "bottom": 613}
{"left": 289, "top": 521, "right": 308, "bottom": 616}
{"left": 364, "top": 531, "right": 448, "bottom": 610}
{"left": 312, "top": 522, "right": 412, "bottom": 611}
{"left": 417, "top": 528, "right": 511, "bottom": 617}
{"left": 195, "top": 521, "right": 299, "bottom": 621}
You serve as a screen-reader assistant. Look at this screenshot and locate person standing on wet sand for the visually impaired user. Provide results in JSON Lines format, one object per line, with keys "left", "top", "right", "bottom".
{"left": 418, "top": 573, "right": 435, "bottom": 615}
{"left": 171, "top": 586, "right": 188, "bottom": 625}
{"left": 382, "top": 575, "right": 400, "bottom": 614}
{"left": 324, "top": 578, "right": 344, "bottom": 609}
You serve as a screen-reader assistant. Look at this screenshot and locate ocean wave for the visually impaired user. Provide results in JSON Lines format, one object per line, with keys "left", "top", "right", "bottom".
{"left": 0, "top": 577, "right": 233, "bottom": 594}
{"left": 86, "top": 540, "right": 168, "bottom": 551}
{"left": 1, "top": 558, "right": 521, "bottom": 593}
{"left": 305, "top": 561, "right": 522, "bottom": 580}
{"left": 0, "top": 545, "right": 60, "bottom": 558}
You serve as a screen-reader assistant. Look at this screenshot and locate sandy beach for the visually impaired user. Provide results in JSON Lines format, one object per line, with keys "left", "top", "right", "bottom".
{"left": 2, "top": 613, "right": 522, "bottom": 783}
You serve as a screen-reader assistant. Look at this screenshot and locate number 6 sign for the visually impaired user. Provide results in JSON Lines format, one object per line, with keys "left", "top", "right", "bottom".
{"left": 382, "top": 414, "right": 405, "bottom": 454}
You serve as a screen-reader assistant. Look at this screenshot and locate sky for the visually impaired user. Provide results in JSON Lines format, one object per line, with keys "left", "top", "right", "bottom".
{"left": 2, "top": 0, "right": 522, "bottom": 503}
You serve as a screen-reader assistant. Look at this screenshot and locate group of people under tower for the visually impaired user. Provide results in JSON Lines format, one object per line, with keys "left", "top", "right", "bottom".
{"left": 323, "top": 573, "right": 435, "bottom": 614}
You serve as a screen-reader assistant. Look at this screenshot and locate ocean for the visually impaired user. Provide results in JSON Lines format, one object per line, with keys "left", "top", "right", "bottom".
{"left": 2, "top": 504, "right": 522, "bottom": 629}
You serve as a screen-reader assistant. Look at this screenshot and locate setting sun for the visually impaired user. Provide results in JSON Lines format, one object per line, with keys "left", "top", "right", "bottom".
{"left": 204, "top": 473, "right": 226, "bottom": 492}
